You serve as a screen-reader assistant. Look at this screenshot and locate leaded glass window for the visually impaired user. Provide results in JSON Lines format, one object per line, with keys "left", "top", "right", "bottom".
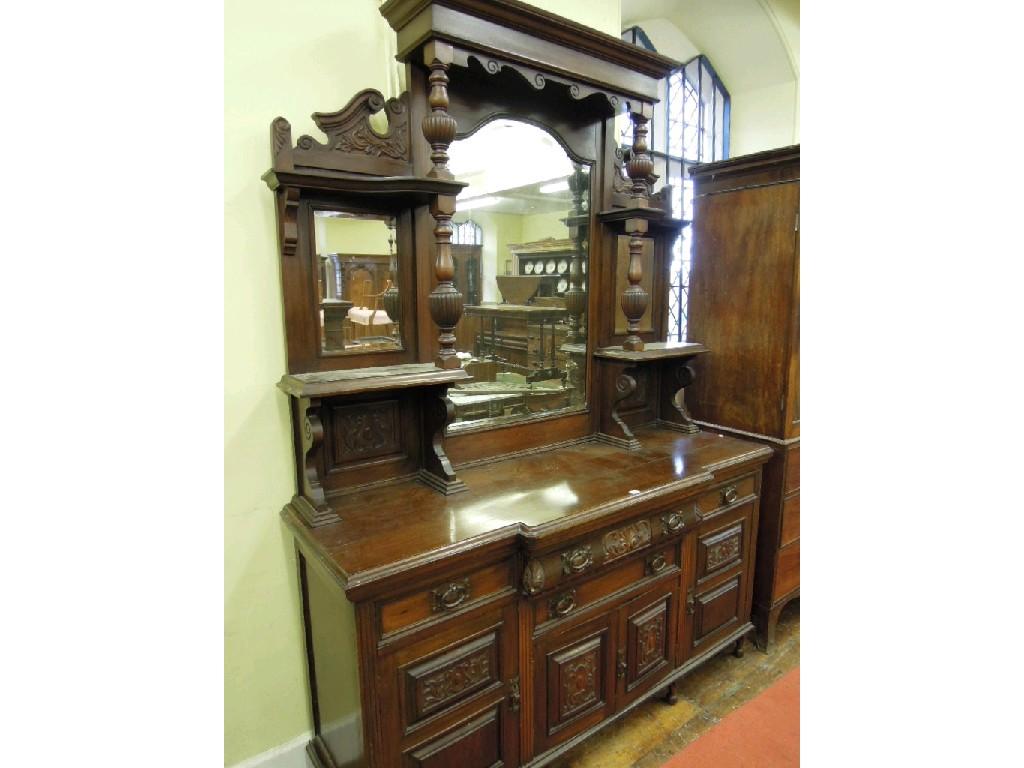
{"left": 452, "top": 219, "right": 483, "bottom": 245}
{"left": 620, "top": 28, "right": 730, "bottom": 342}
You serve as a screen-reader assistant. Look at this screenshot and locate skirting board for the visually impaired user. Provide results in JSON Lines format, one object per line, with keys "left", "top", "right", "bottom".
{"left": 229, "top": 713, "right": 361, "bottom": 768}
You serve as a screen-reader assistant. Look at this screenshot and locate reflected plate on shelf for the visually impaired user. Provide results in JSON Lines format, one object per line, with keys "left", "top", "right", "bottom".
{"left": 545, "top": 259, "right": 556, "bottom": 274}
{"left": 582, "top": 262, "right": 587, "bottom": 274}
{"left": 524, "top": 261, "right": 534, "bottom": 274}
{"left": 557, "top": 259, "right": 569, "bottom": 274}
{"left": 557, "top": 278, "right": 568, "bottom": 293}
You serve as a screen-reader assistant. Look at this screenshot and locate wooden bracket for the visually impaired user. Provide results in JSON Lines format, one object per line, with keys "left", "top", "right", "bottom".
{"left": 419, "top": 386, "right": 467, "bottom": 495}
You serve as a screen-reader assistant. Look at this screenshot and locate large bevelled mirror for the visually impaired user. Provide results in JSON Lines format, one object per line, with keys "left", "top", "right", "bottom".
{"left": 313, "top": 210, "right": 402, "bottom": 355}
{"left": 446, "top": 119, "right": 591, "bottom": 430}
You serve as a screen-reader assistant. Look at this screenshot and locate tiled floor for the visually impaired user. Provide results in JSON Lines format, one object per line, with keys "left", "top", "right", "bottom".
{"left": 546, "top": 602, "right": 800, "bottom": 768}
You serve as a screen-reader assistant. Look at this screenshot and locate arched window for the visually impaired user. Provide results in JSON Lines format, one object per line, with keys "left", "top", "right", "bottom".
{"left": 621, "top": 27, "right": 730, "bottom": 341}
{"left": 452, "top": 219, "right": 483, "bottom": 245}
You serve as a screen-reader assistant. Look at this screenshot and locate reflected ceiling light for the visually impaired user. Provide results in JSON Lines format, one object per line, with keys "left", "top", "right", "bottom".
{"left": 539, "top": 180, "right": 569, "bottom": 194}
{"left": 459, "top": 195, "right": 501, "bottom": 210}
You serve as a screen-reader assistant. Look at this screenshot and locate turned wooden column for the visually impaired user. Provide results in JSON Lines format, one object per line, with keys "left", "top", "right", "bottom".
{"left": 621, "top": 103, "right": 654, "bottom": 352}
{"left": 421, "top": 41, "right": 464, "bottom": 368}
{"left": 565, "top": 163, "right": 589, "bottom": 343}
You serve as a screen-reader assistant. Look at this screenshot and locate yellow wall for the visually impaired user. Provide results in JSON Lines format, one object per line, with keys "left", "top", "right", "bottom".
{"left": 321, "top": 217, "right": 392, "bottom": 255}
{"left": 224, "top": 0, "right": 395, "bottom": 764}
{"left": 224, "top": 1, "right": 620, "bottom": 765}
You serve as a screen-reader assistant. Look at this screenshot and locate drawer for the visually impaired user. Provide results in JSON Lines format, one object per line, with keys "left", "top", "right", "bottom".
{"left": 380, "top": 559, "right": 516, "bottom": 638}
{"left": 780, "top": 492, "right": 800, "bottom": 546}
{"left": 773, "top": 540, "right": 800, "bottom": 598}
{"left": 523, "top": 510, "right": 695, "bottom": 597}
{"left": 694, "top": 474, "right": 757, "bottom": 518}
{"left": 403, "top": 703, "right": 506, "bottom": 768}
{"left": 785, "top": 446, "right": 800, "bottom": 493}
{"left": 534, "top": 544, "right": 678, "bottom": 629}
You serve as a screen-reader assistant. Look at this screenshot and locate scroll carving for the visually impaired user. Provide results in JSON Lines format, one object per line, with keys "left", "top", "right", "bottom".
{"left": 293, "top": 397, "right": 339, "bottom": 527}
{"left": 298, "top": 90, "right": 410, "bottom": 160}
{"left": 278, "top": 186, "right": 300, "bottom": 258}
{"left": 666, "top": 361, "right": 700, "bottom": 433}
{"left": 705, "top": 528, "right": 742, "bottom": 571}
{"left": 609, "top": 370, "right": 641, "bottom": 450}
{"left": 420, "top": 651, "right": 490, "bottom": 712}
{"left": 418, "top": 388, "right": 466, "bottom": 495}
{"left": 603, "top": 520, "right": 652, "bottom": 563}
{"left": 635, "top": 610, "right": 666, "bottom": 676}
{"left": 462, "top": 52, "right": 620, "bottom": 113}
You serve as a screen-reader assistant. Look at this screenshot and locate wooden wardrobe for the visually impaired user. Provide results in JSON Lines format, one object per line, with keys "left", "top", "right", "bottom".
{"left": 686, "top": 145, "right": 800, "bottom": 650}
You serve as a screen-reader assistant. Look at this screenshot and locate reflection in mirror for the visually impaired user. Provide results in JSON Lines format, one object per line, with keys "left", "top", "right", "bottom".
{"left": 313, "top": 210, "right": 401, "bottom": 355}
{"left": 446, "top": 119, "right": 590, "bottom": 430}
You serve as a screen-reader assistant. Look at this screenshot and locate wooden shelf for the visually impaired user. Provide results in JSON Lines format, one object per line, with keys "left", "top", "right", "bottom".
{"left": 593, "top": 341, "right": 707, "bottom": 362}
{"left": 277, "top": 363, "right": 471, "bottom": 398}
{"left": 262, "top": 169, "right": 467, "bottom": 204}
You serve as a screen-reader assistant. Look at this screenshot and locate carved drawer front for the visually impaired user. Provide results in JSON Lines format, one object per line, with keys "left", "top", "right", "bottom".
{"left": 532, "top": 545, "right": 678, "bottom": 630}
{"left": 694, "top": 474, "right": 757, "bottom": 518}
{"left": 780, "top": 492, "right": 800, "bottom": 547}
{"left": 523, "top": 515, "right": 676, "bottom": 597}
{"left": 402, "top": 632, "right": 500, "bottom": 730}
{"left": 696, "top": 519, "right": 746, "bottom": 584}
{"left": 691, "top": 575, "right": 742, "bottom": 649}
{"left": 619, "top": 589, "right": 677, "bottom": 708}
{"left": 534, "top": 613, "right": 615, "bottom": 755}
{"left": 379, "top": 559, "right": 515, "bottom": 638}
{"left": 403, "top": 703, "right": 505, "bottom": 768}
{"left": 785, "top": 445, "right": 800, "bottom": 493}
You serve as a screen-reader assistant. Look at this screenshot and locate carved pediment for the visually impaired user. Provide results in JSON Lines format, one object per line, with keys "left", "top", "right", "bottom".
{"left": 270, "top": 89, "right": 412, "bottom": 175}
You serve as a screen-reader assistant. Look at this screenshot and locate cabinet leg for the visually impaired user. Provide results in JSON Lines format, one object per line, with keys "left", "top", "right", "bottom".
{"left": 662, "top": 680, "right": 678, "bottom": 705}
{"left": 732, "top": 635, "right": 746, "bottom": 658}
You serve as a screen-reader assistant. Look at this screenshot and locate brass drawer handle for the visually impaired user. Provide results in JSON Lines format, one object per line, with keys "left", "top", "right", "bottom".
{"left": 721, "top": 485, "right": 739, "bottom": 505}
{"left": 431, "top": 579, "right": 470, "bottom": 612}
{"left": 561, "top": 545, "right": 593, "bottom": 575}
{"left": 550, "top": 589, "right": 577, "bottom": 618}
{"left": 661, "top": 511, "right": 686, "bottom": 534}
{"left": 646, "top": 552, "right": 668, "bottom": 575}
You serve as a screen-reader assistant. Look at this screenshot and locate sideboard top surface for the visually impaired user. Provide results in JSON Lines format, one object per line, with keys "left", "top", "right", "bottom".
{"left": 283, "top": 428, "right": 771, "bottom": 597}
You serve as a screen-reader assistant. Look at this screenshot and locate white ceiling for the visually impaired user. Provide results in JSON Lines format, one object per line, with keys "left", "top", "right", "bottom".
{"left": 621, "top": 0, "right": 798, "bottom": 92}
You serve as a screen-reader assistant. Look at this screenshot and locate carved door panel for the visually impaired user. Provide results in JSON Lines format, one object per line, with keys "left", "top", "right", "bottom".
{"left": 533, "top": 611, "right": 616, "bottom": 756}
{"left": 617, "top": 586, "right": 677, "bottom": 709}
{"left": 680, "top": 503, "right": 755, "bottom": 661}
{"left": 384, "top": 602, "right": 520, "bottom": 768}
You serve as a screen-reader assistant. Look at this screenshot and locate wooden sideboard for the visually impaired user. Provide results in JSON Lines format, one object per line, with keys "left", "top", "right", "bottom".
{"left": 260, "top": 1, "right": 785, "bottom": 764}
{"left": 285, "top": 427, "right": 770, "bottom": 768}
{"left": 687, "top": 145, "right": 801, "bottom": 650}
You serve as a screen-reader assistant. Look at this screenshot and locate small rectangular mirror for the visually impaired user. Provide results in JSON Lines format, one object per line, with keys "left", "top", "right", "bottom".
{"left": 313, "top": 210, "right": 402, "bottom": 355}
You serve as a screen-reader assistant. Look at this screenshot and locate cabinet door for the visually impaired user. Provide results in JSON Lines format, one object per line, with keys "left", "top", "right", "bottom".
{"left": 533, "top": 611, "right": 616, "bottom": 756}
{"left": 617, "top": 586, "right": 677, "bottom": 709}
{"left": 387, "top": 602, "right": 520, "bottom": 768}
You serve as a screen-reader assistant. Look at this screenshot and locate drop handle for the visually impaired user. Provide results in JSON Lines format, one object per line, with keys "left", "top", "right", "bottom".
{"left": 721, "top": 485, "right": 738, "bottom": 505}
{"left": 550, "top": 589, "right": 577, "bottom": 618}
{"left": 616, "top": 649, "right": 627, "bottom": 678}
{"left": 508, "top": 676, "right": 521, "bottom": 713}
{"left": 431, "top": 579, "right": 470, "bottom": 612}
{"left": 686, "top": 589, "right": 695, "bottom": 615}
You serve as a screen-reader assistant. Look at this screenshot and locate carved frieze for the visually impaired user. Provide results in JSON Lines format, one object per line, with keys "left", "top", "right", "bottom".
{"left": 603, "top": 520, "right": 652, "bottom": 563}
{"left": 421, "top": 651, "right": 490, "bottom": 711}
